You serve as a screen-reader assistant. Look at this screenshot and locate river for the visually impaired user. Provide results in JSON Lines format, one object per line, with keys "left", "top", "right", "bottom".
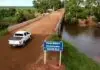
{"left": 62, "top": 24, "right": 100, "bottom": 63}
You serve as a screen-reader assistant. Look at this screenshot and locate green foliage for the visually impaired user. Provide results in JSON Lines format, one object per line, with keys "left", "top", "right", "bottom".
{"left": 0, "top": 8, "right": 37, "bottom": 37}
{"left": 65, "top": 0, "right": 100, "bottom": 23}
{"left": 50, "top": 35, "right": 100, "bottom": 70}
{"left": 0, "top": 8, "right": 36, "bottom": 29}
{"left": 8, "top": 8, "right": 16, "bottom": 16}
{"left": 1, "top": 16, "right": 18, "bottom": 25}
{"left": 0, "top": 23, "right": 8, "bottom": 30}
{"left": 33, "top": 0, "right": 63, "bottom": 13}
{"left": 0, "top": 8, "right": 16, "bottom": 19}
{"left": 15, "top": 10, "right": 26, "bottom": 23}
{"left": 23, "top": 9, "right": 35, "bottom": 20}
{"left": 49, "top": 34, "right": 61, "bottom": 41}
{"left": 0, "top": 29, "right": 8, "bottom": 37}
{"left": 93, "top": 7, "right": 100, "bottom": 22}
{"left": 0, "top": 8, "right": 36, "bottom": 37}
{"left": 15, "top": 9, "right": 36, "bottom": 23}
{"left": 65, "top": 0, "right": 85, "bottom": 24}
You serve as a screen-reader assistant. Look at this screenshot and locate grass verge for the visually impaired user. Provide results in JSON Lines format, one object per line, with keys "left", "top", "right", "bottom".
{"left": 0, "top": 29, "right": 8, "bottom": 38}
{"left": 50, "top": 34, "right": 100, "bottom": 70}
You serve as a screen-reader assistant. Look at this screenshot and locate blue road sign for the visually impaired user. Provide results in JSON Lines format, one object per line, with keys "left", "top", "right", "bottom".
{"left": 43, "top": 41, "right": 63, "bottom": 52}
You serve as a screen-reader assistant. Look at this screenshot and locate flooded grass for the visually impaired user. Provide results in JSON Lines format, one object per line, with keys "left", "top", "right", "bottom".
{"left": 50, "top": 35, "right": 100, "bottom": 70}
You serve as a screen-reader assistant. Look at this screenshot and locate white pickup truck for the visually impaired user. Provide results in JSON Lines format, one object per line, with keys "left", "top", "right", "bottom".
{"left": 8, "top": 31, "right": 31, "bottom": 47}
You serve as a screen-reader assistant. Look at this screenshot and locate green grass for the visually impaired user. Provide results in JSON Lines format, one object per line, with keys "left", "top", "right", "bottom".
{"left": 2, "top": 16, "right": 18, "bottom": 24}
{"left": 50, "top": 34, "right": 100, "bottom": 70}
{"left": 0, "top": 29, "right": 8, "bottom": 38}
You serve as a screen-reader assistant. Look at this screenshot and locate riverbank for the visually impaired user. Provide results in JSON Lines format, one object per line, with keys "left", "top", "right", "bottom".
{"left": 50, "top": 35, "right": 100, "bottom": 70}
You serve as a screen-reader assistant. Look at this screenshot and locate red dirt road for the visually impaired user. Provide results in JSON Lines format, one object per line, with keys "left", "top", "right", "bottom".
{"left": 0, "top": 9, "right": 64, "bottom": 70}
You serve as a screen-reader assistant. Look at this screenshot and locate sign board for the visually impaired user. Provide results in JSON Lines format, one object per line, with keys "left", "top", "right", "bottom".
{"left": 43, "top": 41, "right": 64, "bottom": 66}
{"left": 43, "top": 41, "right": 63, "bottom": 52}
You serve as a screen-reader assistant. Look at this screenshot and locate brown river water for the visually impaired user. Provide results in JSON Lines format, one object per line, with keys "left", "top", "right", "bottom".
{"left": 62, "top": 24, "right": 100, "bottom": 63}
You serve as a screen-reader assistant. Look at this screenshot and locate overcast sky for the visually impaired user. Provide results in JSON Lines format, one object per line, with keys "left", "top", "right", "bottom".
{"left": 0, "top": 0, "right": 33, "bottom": 6}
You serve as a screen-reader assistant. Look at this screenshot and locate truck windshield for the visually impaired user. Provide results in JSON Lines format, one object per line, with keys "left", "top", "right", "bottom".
{"left": 15, "top": 34, "right": 23, "bottom": 36}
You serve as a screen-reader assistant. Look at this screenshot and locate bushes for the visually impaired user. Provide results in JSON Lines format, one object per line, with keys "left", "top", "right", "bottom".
{"left": 0, "top": 23, "right": 8, "bottom": 29}
{"left": 65, "top": 0, "right": 100, "bottom": 24}
{"left": 0, "top": 29, "right": 8, "bottom": 37}
{"left": 22, "top": 9, "right": 35, "bottom": 20}
{"left": 1, "top": 16, "right": 18, "bottom": 25}
{"left": 0, "top": 8, "right": 36, "bottom": 24}
{"left": 65, "top": 7, "right": 89, "bottom": 24}
{"left": 15, "top": 10, "right": 27, "bottom": 23}
{"left": 15, "top": 9, "right": 36, "bottom": 23}
{"left": 0, "top": 8, "right": 37, "bottom": 37}
{"left": 0, "top": 8, "right": 37, "bottom": 38}
{"left": 94, "top": 9, "right": 100, "bottom": 22}
{"left": 0, "top": 8, "right": 16, "bottom": 19}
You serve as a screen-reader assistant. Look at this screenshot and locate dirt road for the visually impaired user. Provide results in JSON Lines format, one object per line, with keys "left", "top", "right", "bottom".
{"left": 0, "top": 9, "right": 64, "bottom": 70}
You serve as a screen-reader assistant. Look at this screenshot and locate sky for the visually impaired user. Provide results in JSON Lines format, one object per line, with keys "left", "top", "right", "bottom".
{"left": 0, "top": 0, "right": 33, "bottom": 6}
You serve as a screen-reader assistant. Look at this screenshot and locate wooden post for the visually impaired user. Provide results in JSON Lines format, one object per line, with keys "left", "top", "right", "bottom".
{"left": 44, "top": 50, "right": 47, "bottom": 64}
{"left": 59, "top": 51, "right": 62, "bottom": 66}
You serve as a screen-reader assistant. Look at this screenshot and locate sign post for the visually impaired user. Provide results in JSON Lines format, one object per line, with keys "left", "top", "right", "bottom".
{"left": 44, "top": 50, "right": 46, "bottom": 64}
{"left": 43, "top": 41, "right": 63, "bottom": 66}
{"left": 59, "top": 51, "right": 62, "bottom": 66}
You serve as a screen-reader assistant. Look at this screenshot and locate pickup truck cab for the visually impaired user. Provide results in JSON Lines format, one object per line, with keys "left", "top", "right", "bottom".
{"left": 8, "top": 31, "right": 31, "bottom": 47}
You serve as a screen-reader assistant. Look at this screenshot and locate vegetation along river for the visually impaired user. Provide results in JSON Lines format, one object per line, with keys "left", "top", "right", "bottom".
{"left": 62, "top": 24, "right": 100, "bottom": 63}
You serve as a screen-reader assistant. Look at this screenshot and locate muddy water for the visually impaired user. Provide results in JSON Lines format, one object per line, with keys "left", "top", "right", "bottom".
{"left": 62, "top": 24, "right": 100, "bottom": 62}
